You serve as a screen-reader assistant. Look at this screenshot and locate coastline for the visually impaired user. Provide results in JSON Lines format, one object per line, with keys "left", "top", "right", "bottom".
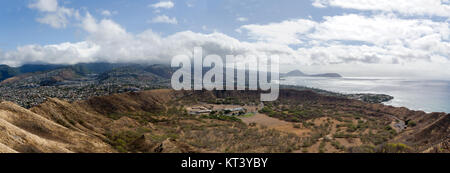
{"left": 280, "top": 85, "right": 394, "bottom": 104}
{"left": 280, "top": 76, "right": 450, "bottom": 114}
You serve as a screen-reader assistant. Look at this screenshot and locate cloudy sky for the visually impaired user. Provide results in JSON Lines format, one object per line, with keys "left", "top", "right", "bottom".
{"left": 0, "top": 0, "right": 449, "bottom": 78}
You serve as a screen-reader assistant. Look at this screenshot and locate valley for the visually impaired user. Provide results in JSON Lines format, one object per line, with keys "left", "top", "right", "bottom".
{"left": 0, "top": 88, "right": 448, "bottom": 153}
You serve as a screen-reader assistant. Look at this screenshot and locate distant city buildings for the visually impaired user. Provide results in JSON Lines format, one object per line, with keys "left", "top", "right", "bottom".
{"left": 0, "top": 71, "right": 169, "bottom": 108}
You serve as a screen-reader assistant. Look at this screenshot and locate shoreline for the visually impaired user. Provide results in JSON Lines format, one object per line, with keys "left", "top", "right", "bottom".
{"left": 280, "top": 84, "right": 449, "bottom": 114}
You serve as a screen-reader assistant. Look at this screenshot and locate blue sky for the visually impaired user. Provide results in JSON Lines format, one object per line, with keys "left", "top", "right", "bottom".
{"left": 0, "top": 0, "right": 344, "bottom": 50}
{"left": 0, "top": 0, "right": 449, "bottom": 78}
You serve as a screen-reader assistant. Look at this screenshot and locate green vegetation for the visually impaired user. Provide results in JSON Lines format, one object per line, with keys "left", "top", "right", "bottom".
{"left": 347, "top": 145, "right": 376, "bottom": 153}
{"left": 407, "top": 121, "right": 417, "bottom": 127}
{"left": 210, "top": 97, "right": 242, "bottom": 105}
{"left": 333, "top": 133, "right": 358, "bottom": 138}
{"left": 106, "top": 130, "right": 145, "bottom": 153}
{"left": 378, "top": 143, "right": 412, "bottom": 153}
{"left": 201, "top": 114, "right": 242, "bottom": 122}
{"left": 331, "top": 140, "right": 345, "bottom": 151}
{"left": 260, "top": 106, "right": 274, "bottom": 114}
{"left": 237, "top": 113, "right": 256, "bottom": 118}
{"left": 360, "top": 126, "right": 397, "bottom": 145}
{"left": 319, "top": 141, "right": 326, "bottom": 153}
{"left": 105, "top": 106, "right": 187, "bottom": 124}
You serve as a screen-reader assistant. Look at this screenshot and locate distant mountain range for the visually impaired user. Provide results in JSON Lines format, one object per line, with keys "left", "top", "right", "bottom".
{"left": 0, "top": 63, "right": 98, "bottom": 81}
{"left": 282, "top": 70, "right": 342, "bottom": 78}
{"left": 0, "top": 63, "right": 342, "bottom": 83}
{"left": 0, "top": 63, "right": 170, "bottom": 81}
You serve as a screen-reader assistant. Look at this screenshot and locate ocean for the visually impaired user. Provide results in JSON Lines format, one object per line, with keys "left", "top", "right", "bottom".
{"left": 281, "top": 77, "right": 450, "bottom": 113}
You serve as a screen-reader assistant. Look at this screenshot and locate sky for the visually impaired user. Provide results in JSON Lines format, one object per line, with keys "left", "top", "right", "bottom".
{"left": 0, "top": 0, "right": 449, "bottom": 79}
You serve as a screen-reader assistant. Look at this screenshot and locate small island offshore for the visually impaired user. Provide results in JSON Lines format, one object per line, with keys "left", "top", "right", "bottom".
{"left": 281, "top": 70, "right": 343, "bottom": 78}
{"left": 281, "top": 70, "right": 394, "bottom": 104}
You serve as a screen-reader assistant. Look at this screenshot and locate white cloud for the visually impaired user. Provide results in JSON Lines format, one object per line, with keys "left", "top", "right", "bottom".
{"left": 237, "top": 13, "right": 449, "bottom": 77}
{"left": 150, "top": 1, "right": 175, "bottom": 9}
{"left": 186, "top": 2, "right": 194, "bottom": 8}
{"left": 36, "top": 7, "right": 75, "bottom": 28}
{"left": 236, "top": 17, "right": 249, "bottom": 22}
{"left": 1, "top": 42, "right": 100, "bottom": 66}
{"left": 6, "top": 1, "right": 449, "bottom": 78}
{"left": 29, "top": 0, "right": 78, "bottom": 28}
{"left": 312, "top": 0, "right": 327, "bottom": 8}
{"left": 151, "top": 15, "right": 178, "bottom": 24}
{"left": 100, "top": 10, "right": 116, "bottom": 17}
{"left": 29, "top": 0, "right": 58, "bottom": 12}
{"left": 309, "top": 14, "right": 449, "bottom": 47}
{"left": 0, "top": 11, "right": 298, "bottom": 68}
{"left": 312, "top": 0, "right": 450, "bottom": 17}
{"left": 238, "top": 19, "right": 317, "bottom": 45}
{"left": 5, "top": 11, "right": 450, "bottom": 66}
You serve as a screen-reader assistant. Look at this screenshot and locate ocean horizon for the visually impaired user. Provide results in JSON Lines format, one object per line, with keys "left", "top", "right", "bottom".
{"left": 281, "top": 76, "right": 450, "bottom": 114}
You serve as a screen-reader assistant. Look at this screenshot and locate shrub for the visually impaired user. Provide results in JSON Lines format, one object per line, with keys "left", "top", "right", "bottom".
{"left": 347, "top": 145, "right": 376, "bottom": 153}
{"left": 106, "top": 130, "right": 143, "bottom": 153}
{"left": 333, "top": 133, "right": 357, "bottom": 138}
{"left": 407, "top": 121, "right": 417, "bottom": 127}
{"left": 319, "top": 141, "right": 326, "bottom": 153}
{"left": 331, "top": 140, "right": 345, "bottom": 151}
{"left": 260, "top": 106, "right": 273, "bottom": 113}
{"left": 378, "top": 143, "right": 412, "bottom": 153}
{"left": 302, "top": 148, "right": 309, "bottom": 153}
{"left": 201, "top": 114, "right": 242, "bottom": 122}
{"left": 346, "top": 124, "right": 358, "bottom": 132}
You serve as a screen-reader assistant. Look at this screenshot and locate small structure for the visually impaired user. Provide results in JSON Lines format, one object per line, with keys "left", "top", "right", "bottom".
{"left": 188, "top": 106, "right": 212, "bottom": 115}
{"left": 394, "top": 121, "right": 407, "bottom": 131}
{"left": 189, "top": 110, "right": 212, "bottom": 115}
{"left": 224, "top": 107, "right": 245, "bottom": 112}
{"left": 191, "top": 106, "right": 209, "bottom": 110}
